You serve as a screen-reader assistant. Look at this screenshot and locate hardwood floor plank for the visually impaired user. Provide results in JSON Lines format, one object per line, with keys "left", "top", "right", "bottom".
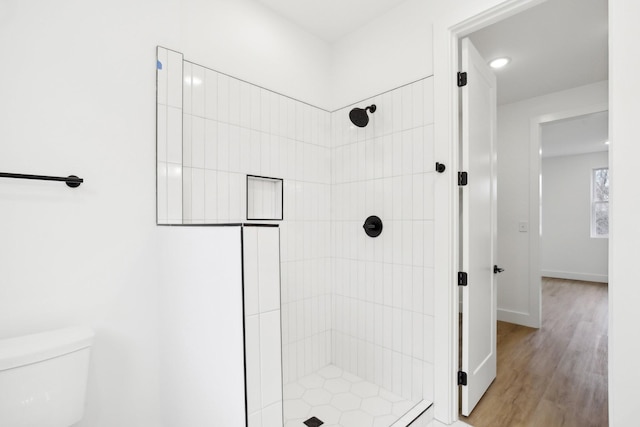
{"left": 460, "top": 278, "right": 608, "bottom": 427}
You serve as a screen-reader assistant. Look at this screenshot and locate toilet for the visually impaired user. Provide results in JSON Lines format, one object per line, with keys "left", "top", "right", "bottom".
{"left": 0, "top": 327, "right": 94, "bottom": 427}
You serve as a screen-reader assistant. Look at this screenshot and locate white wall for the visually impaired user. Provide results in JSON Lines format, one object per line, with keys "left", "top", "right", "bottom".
{"left": 0, "top": 1, "right": 177, "bottom": 425}
{"left": 158, "top": 226, "right": 245, "bottom": 426}
{"left": 609, "top": 0, "right": 640, "bottom": 425}
{"left": 179, "top": 0, "right": 332, "bottom": 110}
{"left": 496, "top": 81, "right": 607, "bottom": 326}
{"left": 178, "top": 0, "right": 436, "bottom": 113}
{"left": 330, "top": 0, "right": 433, "bottom": 110}
{"left": 541, "top": 151, "right": 608, "bottom": 282}
{"left": 0, "top": 0, "right": 335, "bottom": 426}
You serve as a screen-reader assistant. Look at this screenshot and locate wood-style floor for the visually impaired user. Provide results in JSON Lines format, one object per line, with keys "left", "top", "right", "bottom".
{"left": 461, "top": 277, "right": 608, "bottom": 427}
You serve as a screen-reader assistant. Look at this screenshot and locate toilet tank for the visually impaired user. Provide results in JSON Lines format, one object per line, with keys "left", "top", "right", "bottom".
{"left": 0, "top": 327, "right": 94, "bottom": 427}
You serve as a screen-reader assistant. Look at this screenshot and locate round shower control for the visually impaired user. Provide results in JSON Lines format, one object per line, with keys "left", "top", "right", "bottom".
{"left": 363, "top": 215, "right": 383, "bottom": 238}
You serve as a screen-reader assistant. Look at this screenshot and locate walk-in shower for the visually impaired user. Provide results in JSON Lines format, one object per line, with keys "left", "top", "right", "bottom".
{"left": 156, "top": 46, "right": 435, "bottom": 427}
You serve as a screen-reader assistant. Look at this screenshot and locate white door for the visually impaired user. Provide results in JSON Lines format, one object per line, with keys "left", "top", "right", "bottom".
{"left": 460, "top": 37, "right": 498, "bottom": 416}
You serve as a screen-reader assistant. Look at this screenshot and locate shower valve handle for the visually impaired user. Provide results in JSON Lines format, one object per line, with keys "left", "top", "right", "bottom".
{"left": 363, "top": 216, "right": 383, "bottom": 238}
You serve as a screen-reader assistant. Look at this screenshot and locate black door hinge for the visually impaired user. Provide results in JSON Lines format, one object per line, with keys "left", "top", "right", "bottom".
{"left": 458, "top": 371, "right": 468, "bottom": 386}
{"left": 458, "top": 172, "right": 468, "bottom": 186}
{"left": 457, "top": 72, "right": 468, "bottom": 87}
{"left": 458, "top": 272, "right": 468, "bottom": 286}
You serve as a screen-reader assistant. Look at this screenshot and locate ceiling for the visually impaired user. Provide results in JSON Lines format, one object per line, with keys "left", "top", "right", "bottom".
{"left": 541, "top": 110, "right": 608, "bottom": 158}
{"left": 253, "top": 0, "right": 408, "bottom": 42}
{"left": 469, "top": 0, "right": 608, "bottom": 105}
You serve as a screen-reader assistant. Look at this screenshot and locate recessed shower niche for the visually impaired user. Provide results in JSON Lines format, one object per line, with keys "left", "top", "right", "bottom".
{"left": 156, "top": 46, "right": 436, "bottom": 426}
{"left": 247, "top": 175, "right": 283, "bottom": 221}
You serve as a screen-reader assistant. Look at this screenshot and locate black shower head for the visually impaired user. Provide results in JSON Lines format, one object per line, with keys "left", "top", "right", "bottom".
{"left": 349, "top": 104, "right": 377, "bottom": 128}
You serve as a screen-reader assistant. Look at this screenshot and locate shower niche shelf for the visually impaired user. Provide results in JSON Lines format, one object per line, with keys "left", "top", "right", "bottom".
{"left": 246, "top": 175, "right": 283, "bottom": 221}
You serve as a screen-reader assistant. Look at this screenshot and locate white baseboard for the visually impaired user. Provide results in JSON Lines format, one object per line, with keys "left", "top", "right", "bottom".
{"left": 541, "top": 270, "right": 608, "bottom": 283}
{"left": 497, "top": 308, "right": 540, "bottom": 328}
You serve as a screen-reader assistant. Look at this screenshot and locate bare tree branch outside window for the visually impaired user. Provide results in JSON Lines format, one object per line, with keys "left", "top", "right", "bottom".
{"left": 592, "top": 168, "right": 609, "bottom": 237}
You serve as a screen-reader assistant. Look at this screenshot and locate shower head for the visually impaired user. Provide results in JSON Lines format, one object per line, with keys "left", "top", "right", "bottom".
{"left": 349, "top": 104, "right": 377, "bottom": 128}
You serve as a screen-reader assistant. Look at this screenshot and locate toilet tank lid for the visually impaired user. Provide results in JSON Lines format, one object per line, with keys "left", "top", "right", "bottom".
{"left": 0, "top": 327, "right": 94, "bottom": 371}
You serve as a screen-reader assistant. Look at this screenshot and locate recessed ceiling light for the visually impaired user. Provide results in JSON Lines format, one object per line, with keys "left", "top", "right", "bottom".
{"left": 605, "top": 140, "right": 610, "bottom": 145}
{"left": 489, "top": 57, "right": 511, "bottom": 69}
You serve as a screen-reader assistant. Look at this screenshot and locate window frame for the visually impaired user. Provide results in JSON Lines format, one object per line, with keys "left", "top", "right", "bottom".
{"left": 590, "top": 167, "right": 609, "bottom": 238}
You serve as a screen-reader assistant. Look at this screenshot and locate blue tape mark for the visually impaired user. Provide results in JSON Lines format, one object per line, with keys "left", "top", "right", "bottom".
{"left": 157, "top": 60, "right": 163, "bottom": 70}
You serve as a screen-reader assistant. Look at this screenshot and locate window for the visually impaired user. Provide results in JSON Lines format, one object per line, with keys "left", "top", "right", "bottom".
{"left": 591, "top": 167, "right": 609, "bottom": 237}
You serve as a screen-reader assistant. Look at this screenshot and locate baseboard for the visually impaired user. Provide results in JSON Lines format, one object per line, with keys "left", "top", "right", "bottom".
{"left": 497, "top": 308, "right": 539, "bottom": 328}
{"left": 541, "top": 270, "right": 608, "bottom": 283}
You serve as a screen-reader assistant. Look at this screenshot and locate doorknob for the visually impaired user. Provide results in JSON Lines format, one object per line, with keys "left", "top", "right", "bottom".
{"left": 493, "top": 265, "right": 505, "bottom": 274}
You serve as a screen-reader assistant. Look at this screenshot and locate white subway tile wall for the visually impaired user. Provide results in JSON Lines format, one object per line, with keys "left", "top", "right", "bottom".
{"left": 330, "top": 78, "right": 435, "bottom": 404}
{"left": 181, "top": 61, "right": 331, "bottom": 228}
{"left": 243, "top": 226, "right": 284, "bottom": 427}
{"left": 156, "top": 47, "right": 183, "bottom": 224}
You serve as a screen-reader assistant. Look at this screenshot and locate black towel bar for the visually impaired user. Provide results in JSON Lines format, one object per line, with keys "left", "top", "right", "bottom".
{"left": 0, "top": 172, "right": 83, "bottom": 188}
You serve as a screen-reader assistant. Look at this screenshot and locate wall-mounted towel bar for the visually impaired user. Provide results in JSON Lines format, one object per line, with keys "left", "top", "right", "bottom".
{"left": 0, "top": 172, "right": 84, "bottom": 188}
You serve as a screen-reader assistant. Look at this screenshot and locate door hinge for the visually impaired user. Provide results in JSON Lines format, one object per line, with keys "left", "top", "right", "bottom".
{"left": 458, "top": 272, "right": 468, "bottom": 286}
{"left": 457, "top": 72, "right": 468, "bottom": 87}
{"left": 458, "top": 171, "right": 468, "bottom": 186}
{"left": 458, "top": 371, "right": 468, "bottom": 386}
